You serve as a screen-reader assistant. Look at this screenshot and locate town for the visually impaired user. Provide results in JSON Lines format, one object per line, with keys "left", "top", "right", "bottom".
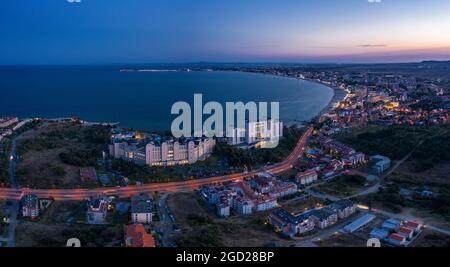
{"left": 1, "top": 61, "right": 450, "bottom": 247}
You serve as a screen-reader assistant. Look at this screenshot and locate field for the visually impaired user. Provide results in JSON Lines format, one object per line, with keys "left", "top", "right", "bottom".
{"left": 315, "top": 175, "right": 374, "bottom": 198}
{"left": 15, "top": 201, "right": 124, "bottom": 247}
{"left": 279, "top": 196, "right": 327, "bottom": 215}
{"left": 167, "top": 192, "right": 296, "bottom": 247}
{"left": 314, "top": 214, "right": 387, "bottom": 247}
{"left": 412, "top": 230, "right": 450, "bottom": 247}
{"left": 15, "top": 122, "right": 110, "bottom": 188}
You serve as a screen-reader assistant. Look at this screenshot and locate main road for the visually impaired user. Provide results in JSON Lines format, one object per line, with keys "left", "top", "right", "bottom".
{"left": 0, "top": 127, "right": 314, "bottom": 201}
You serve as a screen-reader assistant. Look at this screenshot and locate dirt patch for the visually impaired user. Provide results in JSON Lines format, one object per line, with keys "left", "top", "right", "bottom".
{"left": 314, "top": 232, "right": 367, "bottom": 247}
{"left": 15, "top": 122, "right": 110, "bottom": 188}
{"left": 17, "top": 148, "right": 82, "bottom": 188}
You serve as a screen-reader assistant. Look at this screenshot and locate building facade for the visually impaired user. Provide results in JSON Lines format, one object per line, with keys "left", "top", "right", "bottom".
{"left": 131, "top": 194, "right": 153, "bottom": 224}
{"left": 22, "top": 194, "right": 39, "bottom": 219}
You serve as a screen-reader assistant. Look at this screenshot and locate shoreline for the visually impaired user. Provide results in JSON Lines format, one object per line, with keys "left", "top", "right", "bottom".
{"left": 5, "top": 70, "right": 346, "bottom": 132}
{"left": 216, "top": 70, "right": 348, "bottom": 127}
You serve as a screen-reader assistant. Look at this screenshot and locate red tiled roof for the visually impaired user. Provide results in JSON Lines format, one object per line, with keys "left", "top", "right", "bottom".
{"left": 124, "top": 224, "right": 156, "bottom": 247}
{"left": 398, "top": 227, "right": 414, "bottom": 234}
{"left": 296, "top": 169, "right": 317, "bottom": 177}
{"left": 389, "top": 233, "right": 406, "bottom": 241}
{"left": 403, "top": 221, "right": 420, "bottom": 228}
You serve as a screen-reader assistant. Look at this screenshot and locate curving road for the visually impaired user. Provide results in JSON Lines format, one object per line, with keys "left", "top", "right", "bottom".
{"left": 0, "top": 128, "right": 313, "bottom": 201}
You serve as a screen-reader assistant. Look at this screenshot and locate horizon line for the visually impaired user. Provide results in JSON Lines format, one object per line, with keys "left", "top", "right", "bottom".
{"left": 1, "top": 59, "right": 449, "bottom": 67}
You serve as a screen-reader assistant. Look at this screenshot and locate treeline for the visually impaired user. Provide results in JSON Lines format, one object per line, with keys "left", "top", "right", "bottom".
{"left": 214, "top": 127, "right": 303, "bottom": 169}
{"left": 336, "top": 126, "right": 422, "bottom": 160}
{"left": 336, "top": 124, "right": 450, "bottom": 160}
{"left": 336, "top": 124, "right": 450, "bottom": 172}
{"left": 0, "top": 154, "right": 9, "bottom": 186}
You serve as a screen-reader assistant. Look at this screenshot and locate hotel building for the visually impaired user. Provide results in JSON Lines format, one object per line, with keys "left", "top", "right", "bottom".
{"left": 228, "top": 119, "right": 283, "bottom": 147}
{"left": 109, "top": 131, "right": 215, "bottom": 167}
{"left": 146, "top": 138, "right": 215, "bottom": 166}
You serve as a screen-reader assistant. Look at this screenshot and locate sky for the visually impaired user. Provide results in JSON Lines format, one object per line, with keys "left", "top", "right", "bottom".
{"left": 1, "top": 0, "right": 450, "bottom": 64}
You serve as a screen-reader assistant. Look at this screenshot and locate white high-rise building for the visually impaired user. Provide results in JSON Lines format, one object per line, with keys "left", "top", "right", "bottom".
{"left": 228, "top": 119, "right": 283, "bottom": 147}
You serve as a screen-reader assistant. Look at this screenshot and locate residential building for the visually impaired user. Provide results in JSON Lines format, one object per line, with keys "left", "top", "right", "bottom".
{"left": 217, "top": 202, "right": 230, "bottom": 217}
{"left": 254, "top": 196, "right": 277, "bottom": 212}
{"left": 22, "top": 194, "right": 39, "bottom": 219}
{"left": 329, "top": 199, "right": 356, "bottom": 219}
{"left": 109, "top": 129, "right": 216, "bottom": 167}
{"left": 342, "top": 152, "right": 366, "bottom": 166}
{"left": 401, "top": 221, "right": 422, "bottom": 233}
{"left": 124, "top": 224, "right": 156, "bottom": 247}
{"left": 110, "top": 141, "right": 147, "bottom": 166}
{"left": 388, "top": 233, "right": 407, "bottom": 246}
{"left": 370, "top": 228, "right": 390, "bottom": 241}
{"left": 295, "top": 169, "right": 318, "bottom": 185}
{"left": 310, "top": 208, "right": 338, "bottom": 229}
{"left": 398, "top": 226, "right": 414, "bottom": 240}
{"left": 371, "top": 155, "right": 391, "bottom": 173}
{"left": 146, "top": 138, "right": 215, "bottom": 166}
{"left": 234, "top": 197, "right": 254, "bottom": 215}
{"left": 268, "top": 209, "right": 315, "bottom": 237}
{"left": 0, "top": 117, "right": 18, "bottom": 128}
{"left": 382, "top": 218, "right": 400, "bottom": 231}
{"left": 131, "top": 194, "right": 153, "bottom": 224}
{"left": 87, "top": 197, "right": 109, "bottom": 224}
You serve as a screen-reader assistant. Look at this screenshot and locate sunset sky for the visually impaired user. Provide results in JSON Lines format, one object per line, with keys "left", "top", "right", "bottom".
{"left": 1, "top": 0, "right": 450, "bottom": 64}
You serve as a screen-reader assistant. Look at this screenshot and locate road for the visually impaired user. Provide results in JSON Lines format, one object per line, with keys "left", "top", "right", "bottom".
{"left": 3, "top": 137, "right": 21, "bottom": 247}
{"left": 0, "top": 127, "right": 314, "bottom": 201}
{"left": 152, "top": 193, "right": 176, "bottom": 246}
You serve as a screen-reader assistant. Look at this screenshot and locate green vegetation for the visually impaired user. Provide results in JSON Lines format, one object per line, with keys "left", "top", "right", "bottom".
{"left": 0, "top": 154, "right": 9, "bottom": 186}
{"left": 336, "top": 124, "right": 450, "bottom": 171}
{"left": 0, "top": 139, "right": 11, "bottom": 186}
{"left": 414, "top": 231, "right": 450, "bottom": 247}
{"left": 214, "top": 127, "right": 303, "bottom": 168}
{"left": 174, "top": 214, "right": 239, "bottom": 247}
{"left": 111, "top": 155, "right": 226, "bottom": 183}
{"left": 18, "top": 123, "right": 110, "bottom": 165}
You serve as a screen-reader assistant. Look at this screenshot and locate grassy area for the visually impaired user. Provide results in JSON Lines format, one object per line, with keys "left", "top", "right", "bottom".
{"left": 315, "top": 175, "right": 373, "bottom": 198}
{"left": 15, "top": 222, "right": 124, "bottom": 247}
{"left": 412, "top": 230, "right": 450, "bottom": 247}
{"left": 16, "top": 122, "right": 111, "bottom": 188}
{"left": 167, "top": 192, "right": 295, "bottom": 247}
{"left": 314, "top": 232, "right": 367, "bottom": 247}
{"left": 111, "top": 155, "right": 231, "bottom": 184}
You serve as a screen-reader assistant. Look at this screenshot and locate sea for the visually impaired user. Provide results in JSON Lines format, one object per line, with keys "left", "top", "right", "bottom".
{"left": 0, "top": 66, "right": 334, "bottom": 131}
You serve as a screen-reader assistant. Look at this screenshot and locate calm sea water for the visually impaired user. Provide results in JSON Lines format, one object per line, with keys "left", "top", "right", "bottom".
{"left": 0, "top": 66, "right": 333, "bottom": 131}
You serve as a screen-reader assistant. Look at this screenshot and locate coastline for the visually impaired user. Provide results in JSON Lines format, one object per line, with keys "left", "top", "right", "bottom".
{"left": 218, "top": 70, "right": 348, "bottom": 127}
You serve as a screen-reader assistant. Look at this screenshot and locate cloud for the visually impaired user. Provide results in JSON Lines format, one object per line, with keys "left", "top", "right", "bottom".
{"left": 357, "top": 44, "right": 387, "bottom": 48}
